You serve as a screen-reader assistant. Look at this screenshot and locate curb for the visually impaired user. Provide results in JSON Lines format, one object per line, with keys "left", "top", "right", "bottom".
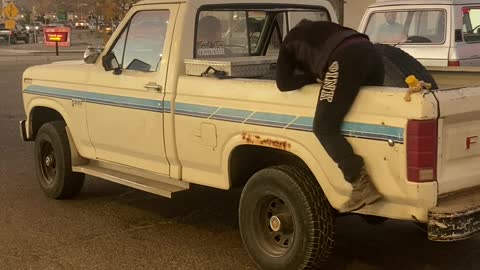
{"left": 0, "top": 49, "right": 85, "bottom": 55}
{"left": 32, "top": 50, "right": 85, "bottom": 55}
{"left": 0, "top": 54, "right": 83, "bottom": 62}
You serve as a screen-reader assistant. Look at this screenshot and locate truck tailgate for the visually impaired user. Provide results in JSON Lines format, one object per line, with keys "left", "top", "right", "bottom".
{"left": 434, "top": 87, "right": 480, "bottom": 195}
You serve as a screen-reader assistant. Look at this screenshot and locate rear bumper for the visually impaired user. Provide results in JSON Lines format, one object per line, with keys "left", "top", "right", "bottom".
{"left": 428, "top": 187, "right": 480, "bottom": 241}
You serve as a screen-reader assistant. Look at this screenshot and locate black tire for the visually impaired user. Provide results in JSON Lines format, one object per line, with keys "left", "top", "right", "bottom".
{"left": 374, "top": 43, "right": 439, "bottom": 90}
{"left": 239, "top": 165, "right": 335, "bottom": 270}
{"left": 362, "top": 215, "right": 387, "bottom": 225}
{"left": 24, "top": 35, "right": 30, "bottom": 44}
{"left": 34, "top": 121, "right": 85, "bottom": 199}
{"left": 413, "top": 222, "right": 428, "bottom": 233}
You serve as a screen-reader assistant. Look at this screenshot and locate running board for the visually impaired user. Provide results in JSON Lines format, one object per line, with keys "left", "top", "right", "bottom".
{"left": 72, "top": 164, "right": 189, "bottom": 198}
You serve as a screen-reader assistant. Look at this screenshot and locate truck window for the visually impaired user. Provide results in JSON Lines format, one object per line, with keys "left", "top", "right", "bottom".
{"left": 196, "top": 11, "right": 267, "bottom": 58}
{"left": 365, "top": 10, "right": 446, "bottom": 44}
{"left": 265, "top": 10, "right": 329, "bottom": 56}
{"left": 287, "top": 10, "right": 330, "bottom": 30}
{"left": 463, "top": 7, "right": 480, "bottom": 43}
{"left": 195, "top": 8, "right": 331, "bottom": 59}
{"left": 109, "top": 10, "right": 170, "bottom": 72}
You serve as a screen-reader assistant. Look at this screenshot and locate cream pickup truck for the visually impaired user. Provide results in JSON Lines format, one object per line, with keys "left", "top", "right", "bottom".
{"left": 19, "top": 0, "right": 480, "bottom": 269}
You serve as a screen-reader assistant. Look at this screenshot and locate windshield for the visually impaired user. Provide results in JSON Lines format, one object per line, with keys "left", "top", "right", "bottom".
{"left": 365, "top": 10, "right": 446, "bottom": 44}
{"left": 463, "top": 7, "right": 480, "bottom": 43}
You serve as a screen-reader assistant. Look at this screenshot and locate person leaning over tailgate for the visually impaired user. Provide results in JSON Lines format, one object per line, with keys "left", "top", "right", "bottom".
{"left": 275, "top": 19, "right": 384, "bottom": 212}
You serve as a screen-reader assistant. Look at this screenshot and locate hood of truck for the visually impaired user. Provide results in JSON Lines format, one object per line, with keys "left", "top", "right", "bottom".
{"left": 23, "top": 61, "right": 92, "bottom": 88}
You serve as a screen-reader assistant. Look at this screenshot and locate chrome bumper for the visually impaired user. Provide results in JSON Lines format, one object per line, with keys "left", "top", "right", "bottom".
{"left": 428, "top": 187, "right": 480, "bottom": 241}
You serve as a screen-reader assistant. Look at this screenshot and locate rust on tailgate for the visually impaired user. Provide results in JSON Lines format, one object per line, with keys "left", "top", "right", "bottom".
{"left": 241, "top": 132, "right": 291, "bottom": 150}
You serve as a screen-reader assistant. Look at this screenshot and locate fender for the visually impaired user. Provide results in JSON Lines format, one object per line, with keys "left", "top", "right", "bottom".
{"left": 26, "top": 97, "right": 72, "bottom": 139}
{"left": 25, "top": 97, "right": 95, "bottom": 161}
{"left": 220, "top": 131, "right": 351, "bottom": 209}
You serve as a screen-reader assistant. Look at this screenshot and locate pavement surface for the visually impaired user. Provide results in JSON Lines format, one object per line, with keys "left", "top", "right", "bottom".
{"left": 1, "top": 58, "right": 480, "bottom": 270}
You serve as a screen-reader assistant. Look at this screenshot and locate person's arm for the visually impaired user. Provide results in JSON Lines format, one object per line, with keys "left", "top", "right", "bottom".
{"left": 276, "top": 45, "right": 316, "bottom": 92}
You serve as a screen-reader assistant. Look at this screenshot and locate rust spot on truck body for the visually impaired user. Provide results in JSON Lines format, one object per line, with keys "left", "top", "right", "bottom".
{"left": 241, "top": 132, "right": 291, "bottom": 150}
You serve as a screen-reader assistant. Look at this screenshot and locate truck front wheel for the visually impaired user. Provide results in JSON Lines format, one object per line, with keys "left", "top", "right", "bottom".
{"left": 34, "top": 121, "right": 85, "bottom": 199}
{"left": 239, "top": 165, "right": 335, "bottom": 270}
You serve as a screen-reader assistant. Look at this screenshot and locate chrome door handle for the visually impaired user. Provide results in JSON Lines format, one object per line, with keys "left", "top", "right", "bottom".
{"left": 144, "top": 82, "right": 163, "bottom": 92}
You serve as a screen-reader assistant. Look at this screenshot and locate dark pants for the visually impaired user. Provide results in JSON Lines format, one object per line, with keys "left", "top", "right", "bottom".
{"left": 313, "top": 41, "right": 384, "bottom": 183}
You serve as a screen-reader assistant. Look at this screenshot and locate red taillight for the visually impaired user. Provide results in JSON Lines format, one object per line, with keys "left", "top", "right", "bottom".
{"left": 407, "top": 119, "right": 438, "bottom": 182}
{"left": 9, "top": 31, "right": 13, "bottom": 36}
{"left": 448, "top": 60, "right": 460, "bottom": 67}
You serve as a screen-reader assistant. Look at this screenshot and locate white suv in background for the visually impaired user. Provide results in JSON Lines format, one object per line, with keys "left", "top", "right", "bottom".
{"left": 359, "top": 0, "right": 480, "bottom": 67}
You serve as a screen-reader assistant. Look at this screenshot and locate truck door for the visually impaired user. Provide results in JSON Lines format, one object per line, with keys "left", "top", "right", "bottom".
{"left": 85, "top": 4, "right": 179, "bottom": 176}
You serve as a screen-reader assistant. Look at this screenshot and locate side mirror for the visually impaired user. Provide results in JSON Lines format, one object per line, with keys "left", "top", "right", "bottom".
{"left": 83, "top": 45, "right": 104, "bottom": 64}
{"left": 102, "top": 52, "right": 122, "bottom": 75}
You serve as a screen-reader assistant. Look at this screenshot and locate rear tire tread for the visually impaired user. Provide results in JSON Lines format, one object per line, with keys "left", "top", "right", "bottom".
{"left": 240, "top": 165, "right": 335, "bottom": 269}
{"left": 274, "top": 165, "right": 335, "bottom": 268}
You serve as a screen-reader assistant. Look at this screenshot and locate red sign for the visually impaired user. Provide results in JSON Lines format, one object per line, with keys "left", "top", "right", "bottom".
{"left": 44, "top": 27, "right": 71, "bottom": 47}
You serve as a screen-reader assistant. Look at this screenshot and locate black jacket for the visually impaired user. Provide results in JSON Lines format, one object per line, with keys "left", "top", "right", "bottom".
{"left": 276, "top": 21, "right": 369, "bottom": 92}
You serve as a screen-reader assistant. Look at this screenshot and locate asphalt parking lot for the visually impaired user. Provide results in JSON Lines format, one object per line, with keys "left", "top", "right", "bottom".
{"left": 0, "top": 58, "right": 479, "bottom": 270}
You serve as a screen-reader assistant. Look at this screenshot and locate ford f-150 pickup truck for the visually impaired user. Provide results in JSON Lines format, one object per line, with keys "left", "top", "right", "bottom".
{"left": 19, "top": 0, "right": 480, "bottom": 269}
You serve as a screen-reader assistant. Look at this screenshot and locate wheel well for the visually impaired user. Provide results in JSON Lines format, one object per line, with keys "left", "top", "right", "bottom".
{"left": 229, "top": 145, "right": 311, "bottom": 188}
{"left": 30, "top": 107, "right": 65, "bottom": 138}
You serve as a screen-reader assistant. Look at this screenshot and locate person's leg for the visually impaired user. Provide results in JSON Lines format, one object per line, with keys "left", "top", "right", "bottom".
{"left": 313, "top": 42, "right": 382, "bottom": 212}
{"left": 313, "top": 42, "right": 373, "bottom": 182}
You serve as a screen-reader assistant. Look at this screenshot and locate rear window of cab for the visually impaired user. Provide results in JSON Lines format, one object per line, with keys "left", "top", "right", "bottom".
{"left": 194, "top": 6, "right": 331, "bottom": 59}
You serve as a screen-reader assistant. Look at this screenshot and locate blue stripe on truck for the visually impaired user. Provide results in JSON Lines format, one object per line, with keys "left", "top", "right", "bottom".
{"left": 24, "top": 85, "right": 404, "bottom": 143}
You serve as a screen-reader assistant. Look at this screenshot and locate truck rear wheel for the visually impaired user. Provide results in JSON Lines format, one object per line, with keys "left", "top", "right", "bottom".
{"left": 34, "top": 121, "right": 85, "bottom": 199}
{"left": 239, "top": 165, "right": 335, "bottom": 270}
{"left": 374, "top": 43, "right": 439, "bottom": 90}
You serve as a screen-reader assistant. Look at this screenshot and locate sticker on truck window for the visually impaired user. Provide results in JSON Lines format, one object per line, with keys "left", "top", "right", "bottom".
{"left": 196, "top": 41, "right": 226, "bottom": 57}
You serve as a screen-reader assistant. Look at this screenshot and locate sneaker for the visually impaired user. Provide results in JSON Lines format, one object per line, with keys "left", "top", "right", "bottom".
{"left": 339, "top": 170, "right": 382, "bottom": 213}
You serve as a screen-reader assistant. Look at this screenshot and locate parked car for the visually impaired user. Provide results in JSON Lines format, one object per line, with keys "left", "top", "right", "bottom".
{"left": 99, "top": 23, "right": 114, "bottom": 35}
{"left": 19, "top": 0, "right": 480, "bottom": 269}
{"left": 24, "top": 24, "right": 34, "bottom": 33}
{"left": 35, "top": 21, "right": 44, "bottom": 32}
{"left": 0, "top": 23, "right": 30, "bottom": 44}
{"left": 75, "top": 20, "right": 89, "bottom": 30}
{"left": 359, "top": 0, "right": 480, "bottom": 67}
{"left": 24, "top": 24, "right": 42, "bottom": 33}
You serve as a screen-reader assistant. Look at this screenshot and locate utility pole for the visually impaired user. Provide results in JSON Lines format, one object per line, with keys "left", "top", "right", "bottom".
{"left": 33, "top": 6, "right": 37, "bottom": 43}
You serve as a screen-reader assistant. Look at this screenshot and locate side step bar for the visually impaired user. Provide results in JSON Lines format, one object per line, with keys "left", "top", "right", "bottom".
{"left": 72, "top": 164, "right": 189, "bottom": 198}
